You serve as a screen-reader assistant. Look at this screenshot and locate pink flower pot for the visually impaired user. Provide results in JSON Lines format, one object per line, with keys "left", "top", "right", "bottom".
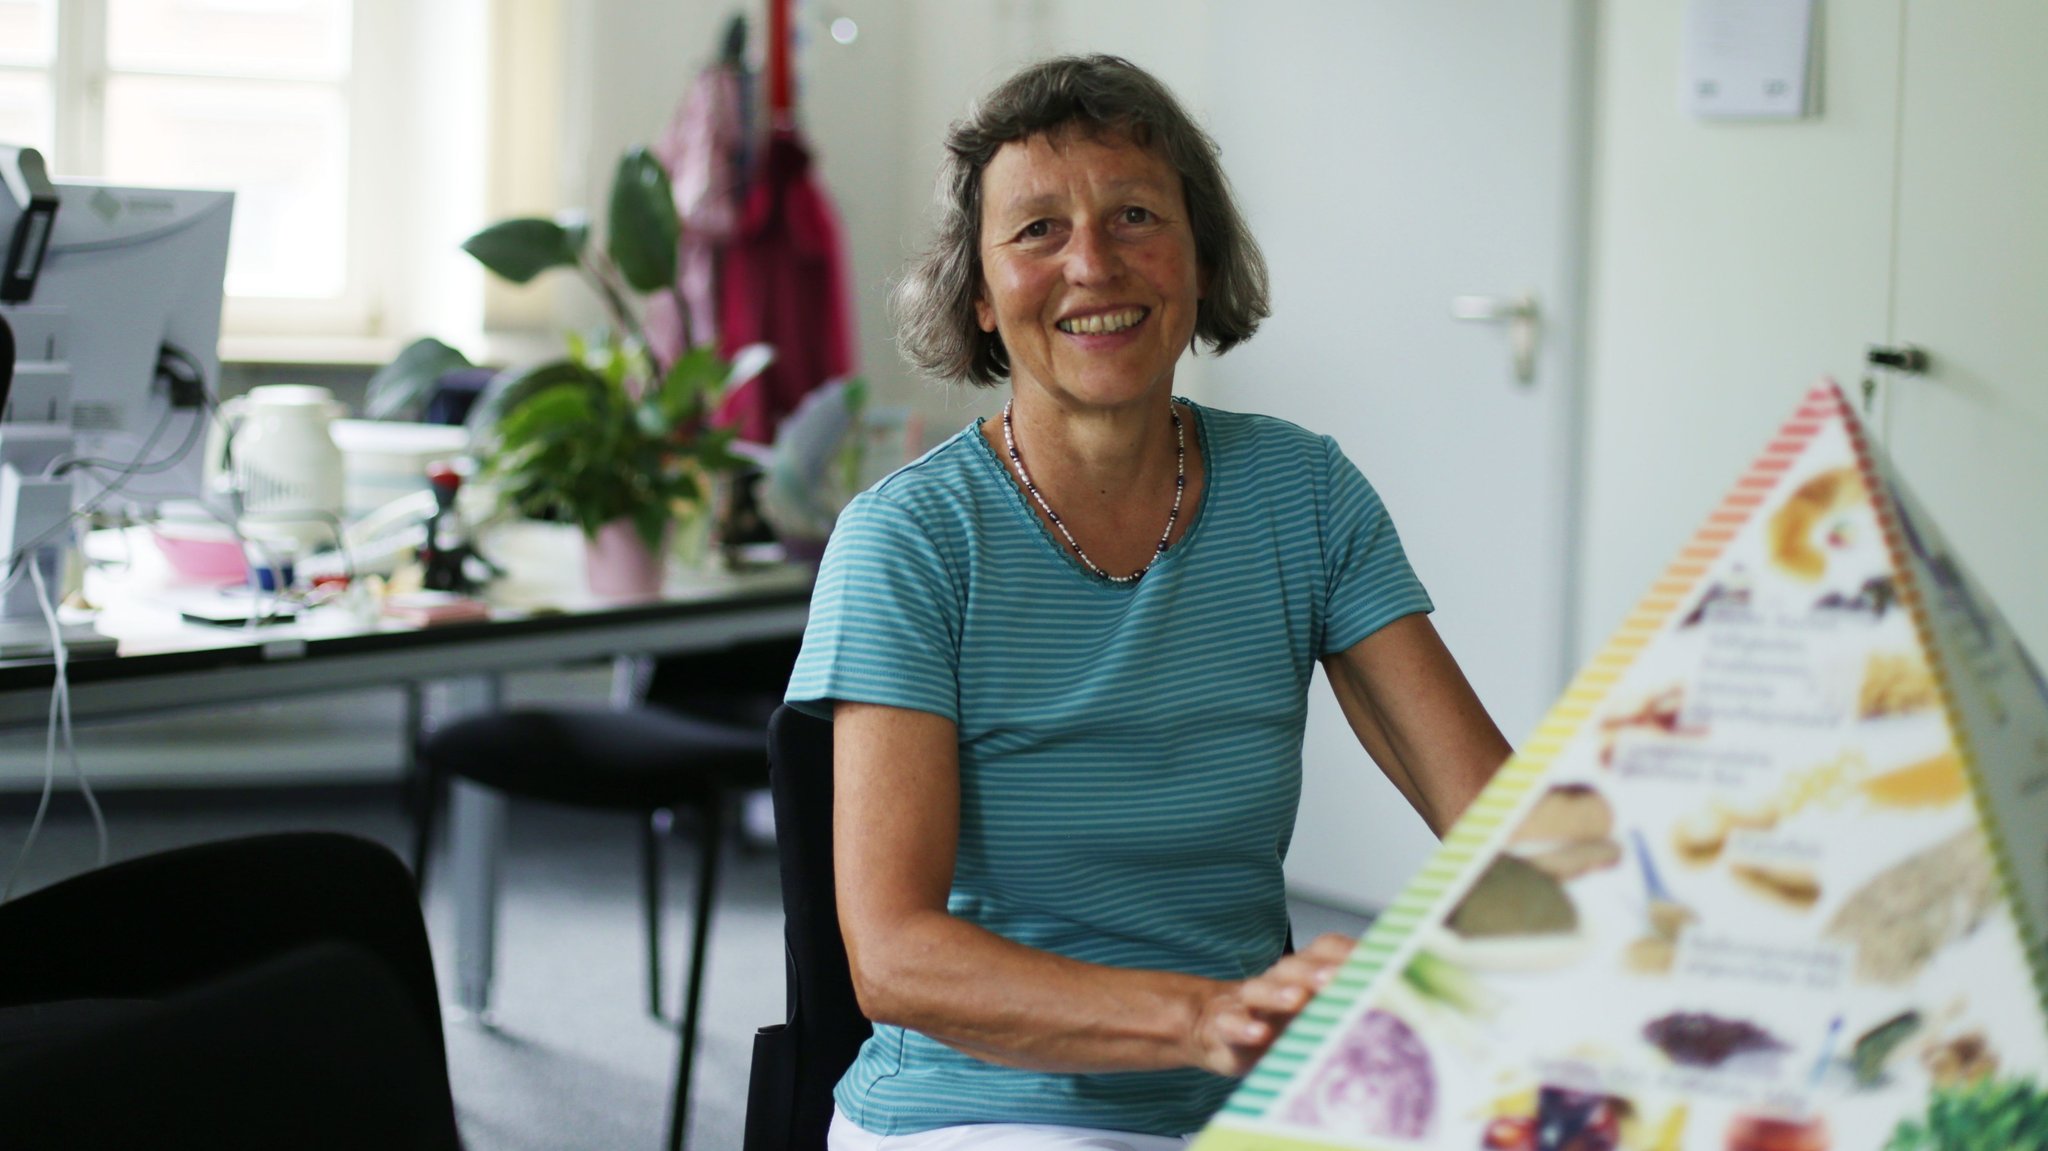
{"left": 584, "top": 519, "right": 667, "bottom": 599}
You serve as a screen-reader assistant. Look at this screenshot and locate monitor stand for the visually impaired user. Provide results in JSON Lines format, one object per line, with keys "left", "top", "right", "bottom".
{"left": 0, "top": 450, "right": 117, "bottom": 659}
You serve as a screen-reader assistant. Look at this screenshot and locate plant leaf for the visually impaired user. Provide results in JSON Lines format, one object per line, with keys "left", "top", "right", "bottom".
{"left": 692, "top": 425, "right": 748, "bottom": 474}
{"left": 494, "top": 384, "right": 597, "bottom": 447}
{"left": 723, "top": 343, "right": 776, "bottom": 391}
{"left": 364, "top": 336, "right": 472, "bottom": 420}
{"left": 466, "top": 359, "right": 603, "bottom": 444}
{"left": 656, "top": 346, "right": 726, "bottom": 422}
{"left": 461, "top": 217, "right": 583, "bottom": 284}
{"left": 607, "top": 147, "right": 680, "bottom": 293}
{"left": 559, "top": 211, "right": 591, "bottom": 259}
{"left": 633, "top": 399, "right": 671, "bottom": 438}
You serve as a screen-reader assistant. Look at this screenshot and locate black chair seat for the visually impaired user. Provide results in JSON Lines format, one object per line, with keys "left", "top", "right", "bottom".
{"left": 423, "top": 705, "right": 768, "bottom": 811}
{"left": 408, "top": 637, "right": 802, "bottom": 1151}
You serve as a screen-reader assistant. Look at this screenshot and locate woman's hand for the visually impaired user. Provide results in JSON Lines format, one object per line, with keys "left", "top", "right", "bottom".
{"left": 1190, "top": 933, "right": 1355, "bottom": 1077}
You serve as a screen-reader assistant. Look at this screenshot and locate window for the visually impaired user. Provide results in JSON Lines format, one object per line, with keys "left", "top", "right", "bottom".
{"left": 0, "top": 0, "right": 484, "bottom": 356}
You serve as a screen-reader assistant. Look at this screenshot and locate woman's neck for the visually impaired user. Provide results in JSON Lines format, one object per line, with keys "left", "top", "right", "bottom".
{"left": 1000, "top": 391, "right": 1183, "bottom": 504}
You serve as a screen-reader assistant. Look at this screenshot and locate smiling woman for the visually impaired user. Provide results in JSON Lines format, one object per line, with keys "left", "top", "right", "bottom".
{"left": 785, "top": 54, "right": 1514, "bottom": 1148}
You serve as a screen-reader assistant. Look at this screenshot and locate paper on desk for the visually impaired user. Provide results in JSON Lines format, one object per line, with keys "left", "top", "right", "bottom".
{"left": 1682, "top": 0, "right": 1815, "bottom": 120}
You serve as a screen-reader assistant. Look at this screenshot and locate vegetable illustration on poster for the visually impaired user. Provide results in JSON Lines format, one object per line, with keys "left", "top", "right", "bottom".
{"left": 1194, "top": 381, "right": 2048, "bottom": 1151}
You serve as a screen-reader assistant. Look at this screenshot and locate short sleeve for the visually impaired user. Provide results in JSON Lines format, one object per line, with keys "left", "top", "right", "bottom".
{"left": 784, "top": 490, "right": 963, "bottom": 722}
{"left": 1319, "top": 436, "right": 1433, "bottom": 654}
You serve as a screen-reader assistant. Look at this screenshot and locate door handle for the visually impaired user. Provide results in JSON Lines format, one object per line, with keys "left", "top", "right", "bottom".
{"left": 1866, "top": 344, "right": 1928, "bottom": 374}
{"left": 1451, "top": 292, "right": 1540, "bottom": 384}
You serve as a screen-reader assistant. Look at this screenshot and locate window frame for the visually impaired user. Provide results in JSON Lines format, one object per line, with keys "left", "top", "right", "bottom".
{"left": 16, "top": 0, "right": 482, "bottom": 361}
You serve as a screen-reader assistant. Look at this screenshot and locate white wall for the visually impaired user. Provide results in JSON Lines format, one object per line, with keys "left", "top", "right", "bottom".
{"left": 1579, "top": 2, "right": 1905, "bottom": 655}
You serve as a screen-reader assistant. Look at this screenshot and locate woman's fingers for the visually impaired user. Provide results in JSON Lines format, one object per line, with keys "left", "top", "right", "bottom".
{"left": 1235, "top": 973, "right": 1315, "bottom": 1014}
{"left": 1192, "top": 998, "right": 1268, "bottom": 1076}
{"left": 1195, "top": 937, "right": 1362, "bottom": 1076}
{"left": 1250, "top": 935, "right": 1354, "bottom": 995}
{"left": 1302, "top": 932, "right": 1356, "bottom": 963}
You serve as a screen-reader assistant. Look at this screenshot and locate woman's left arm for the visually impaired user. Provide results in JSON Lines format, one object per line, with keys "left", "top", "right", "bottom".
{"left": 1320, "top": 613, "right": 1513, "bottom": 837}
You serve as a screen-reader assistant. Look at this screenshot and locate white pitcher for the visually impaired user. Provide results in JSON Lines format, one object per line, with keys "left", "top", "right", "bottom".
{"left": 205, "top": 384, "right": 347, "bottom": 550}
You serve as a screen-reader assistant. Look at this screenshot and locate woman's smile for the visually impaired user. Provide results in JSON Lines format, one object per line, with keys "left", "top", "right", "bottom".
{"left": 1056, "top": 306, "right": 1150, "bottom": 336}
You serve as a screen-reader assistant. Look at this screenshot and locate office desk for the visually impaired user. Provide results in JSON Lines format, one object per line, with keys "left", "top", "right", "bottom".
{"left": 0, "top": 526, "right": 812, "bottom": 1015}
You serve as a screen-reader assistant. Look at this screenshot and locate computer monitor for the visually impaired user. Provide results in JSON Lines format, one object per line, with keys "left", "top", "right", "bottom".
{"left": 0, "top": 148, "right": 233, "bottom": 652}
{"left": 0, "top": 171, "right": 235, "bottom": 509}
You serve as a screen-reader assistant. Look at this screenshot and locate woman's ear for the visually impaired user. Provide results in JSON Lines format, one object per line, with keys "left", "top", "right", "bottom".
{"left": 974, "top": 290, "right": 997, "bottom": 333}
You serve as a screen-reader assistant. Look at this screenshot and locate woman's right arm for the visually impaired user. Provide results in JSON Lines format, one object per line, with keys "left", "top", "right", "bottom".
{"left": 833, "top": 699, "right": 1351, "bottom": 1077}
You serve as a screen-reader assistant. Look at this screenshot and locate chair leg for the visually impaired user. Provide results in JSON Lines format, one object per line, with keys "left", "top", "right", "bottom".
{"left": 409, "top": 775, "right": 440, "bottom": 901}
{"left": 404, "top": 685, "right": 434, "bottom": 897}
{"left": 666, "top": 796, "right": 724, "bottom": 1151}
{"left": 642, "top": 810, "right": 667, "bottom": 1022}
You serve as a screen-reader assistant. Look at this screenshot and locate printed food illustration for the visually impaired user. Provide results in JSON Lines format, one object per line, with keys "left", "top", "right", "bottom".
{"left": 1281, "top": 1008, "right": 1435, "bottom": 1139}
{"left": 1508, "top": 784, "right": 1621, "bottom": 880}
{"left": 1860, "top": 651, "right": 1940, "bottom": 718}
{"left": 1859, "top": 752, "right": 1968, "bottom": 810}
{"left": 1447, "top": 857, "right": 1577, "bottom": 941}
{"left": 1825, "top": 829, "right": 1998, "bottom": 984}
{"left": 1767, "top": 466, "right": 1867, "bottom": 581}
{"left": 1849, "top": 1010, "right": 1923, "bottom": 1087}
{"left": 1723, "top": 1112, "right": 1829, "bottom": 1151}
{"left": 1641, "top": 1012, "right": 1786, "bottom": 1070}
{"left": 1728, "top": 860, "right": 1821, "bottom": 910}
{"left": 1597, "top": 687, "right": 1703, "bottom": 767}
{"left": 1195, "top": 385, "right": 2048, "bottom": 1151}
{"left": 1883, "top": 1077, "right": 2048, "bottom": 1150}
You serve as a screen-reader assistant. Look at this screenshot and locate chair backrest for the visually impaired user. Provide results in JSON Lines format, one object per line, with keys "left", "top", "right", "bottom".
{"left": 646, "top": 636, "right": 804, "bottom": 729}
{"left": 743, "top": 705, "right": 870, "bottom": 1151}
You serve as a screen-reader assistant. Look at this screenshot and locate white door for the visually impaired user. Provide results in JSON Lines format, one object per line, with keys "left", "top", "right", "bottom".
{"left": 1198, "top": 1, "right": 1589, "bottom": 910}
{"left": 1884, "top": 1, "right": 2048, "bottom": 665}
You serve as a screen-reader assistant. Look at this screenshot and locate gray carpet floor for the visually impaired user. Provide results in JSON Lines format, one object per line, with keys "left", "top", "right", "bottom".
{"left": 1, "top": 787, "right": 1372, "bottom": 1151}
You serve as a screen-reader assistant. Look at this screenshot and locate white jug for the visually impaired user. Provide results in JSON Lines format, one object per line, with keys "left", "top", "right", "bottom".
{"left": 205, "top": 384, "right": 347, "bottom": 550}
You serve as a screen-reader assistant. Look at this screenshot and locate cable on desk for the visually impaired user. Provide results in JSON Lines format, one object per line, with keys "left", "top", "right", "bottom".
{"left": 0, "top": 400, "right": 186, "bottom": 591}
{"left": 1, "top": 561, "right": 105, "bottom": 902}
{"left": 48, "top": 397, "right": 200, "bottom": 481}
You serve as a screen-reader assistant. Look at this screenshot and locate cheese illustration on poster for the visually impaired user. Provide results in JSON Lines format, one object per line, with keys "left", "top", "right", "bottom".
{"left": 1193, "top": 381, "right": 2048, "bottom": 1151}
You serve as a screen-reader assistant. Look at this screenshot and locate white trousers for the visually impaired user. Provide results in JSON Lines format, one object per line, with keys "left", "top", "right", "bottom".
{"left": 829, "top": 1108, "right": 1194, "bottom": 1150}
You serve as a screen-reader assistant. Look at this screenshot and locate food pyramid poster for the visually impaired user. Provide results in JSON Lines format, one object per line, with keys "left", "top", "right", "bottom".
{"left": 1195, "top": 381, "right": 2048, "bottom": 1151}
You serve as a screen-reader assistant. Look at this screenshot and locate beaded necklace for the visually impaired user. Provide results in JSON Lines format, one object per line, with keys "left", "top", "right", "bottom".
{"left": 1000, "top": 397, "right": 1186, "bottom": 585}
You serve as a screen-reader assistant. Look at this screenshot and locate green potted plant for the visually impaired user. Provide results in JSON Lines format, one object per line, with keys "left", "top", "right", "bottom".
{"left": 368, "top": 148, "right": 770, "bottom": 595}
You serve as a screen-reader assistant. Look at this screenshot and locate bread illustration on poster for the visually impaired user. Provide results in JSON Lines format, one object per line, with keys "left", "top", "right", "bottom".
{"left": 1193, "top": 381, "right": 2048, "bottom": 1151}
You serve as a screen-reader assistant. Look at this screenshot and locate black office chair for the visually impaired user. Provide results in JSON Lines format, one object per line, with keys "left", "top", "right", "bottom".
{"left": 412, "top": 635, "right": 800, "bottom": 1151}
{"left": 743, "top": 705, "right": 870, "bottom": 1151}
{"left": 0, "top": 834, "right": 462, "bottom": 1150}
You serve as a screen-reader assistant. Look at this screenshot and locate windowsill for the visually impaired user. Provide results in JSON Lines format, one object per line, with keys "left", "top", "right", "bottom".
{"left": 219, "top": 330, "right": 564, "bottom": 370}
{"left": 218, "top": 334, "right": 406, "bottom": 368}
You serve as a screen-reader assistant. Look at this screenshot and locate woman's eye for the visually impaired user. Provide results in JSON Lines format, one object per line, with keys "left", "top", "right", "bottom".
{"left": 1021, "top": 220, "right": 1052, "bottom": 239}
{"left": 1122, "top": 207, "right": 1154, "bottom": 225}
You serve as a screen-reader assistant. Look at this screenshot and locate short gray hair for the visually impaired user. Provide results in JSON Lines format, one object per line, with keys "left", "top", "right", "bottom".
{"left": 893, "top": 54, "right": 1270, "bottom": 386}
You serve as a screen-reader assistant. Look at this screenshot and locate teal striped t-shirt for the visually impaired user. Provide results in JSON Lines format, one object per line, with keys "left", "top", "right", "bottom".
{"left": 786, "top": 400, "right": 1432, "bottom": 1136}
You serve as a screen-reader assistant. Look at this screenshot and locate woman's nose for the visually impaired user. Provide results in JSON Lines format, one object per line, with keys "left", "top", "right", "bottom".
{"left": 1063, "top": 221, "right": 1122, "bottom": 284}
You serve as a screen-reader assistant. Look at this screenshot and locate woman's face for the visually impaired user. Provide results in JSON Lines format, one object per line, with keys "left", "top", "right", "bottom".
{"left": 974, "top": 128, "right": 1202, "bottom": 415}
